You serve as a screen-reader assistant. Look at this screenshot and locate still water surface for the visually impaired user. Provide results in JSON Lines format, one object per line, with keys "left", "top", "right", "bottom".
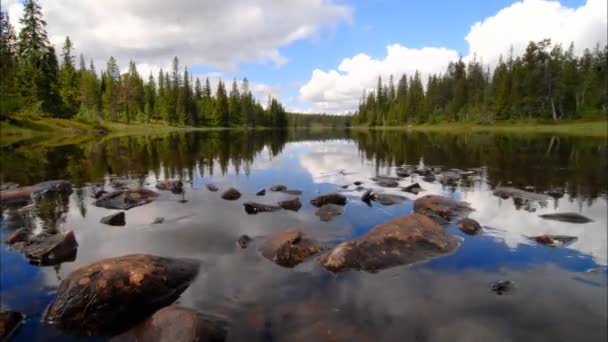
{"left": 1, "top": 130, "right": 607, "bottom": 341}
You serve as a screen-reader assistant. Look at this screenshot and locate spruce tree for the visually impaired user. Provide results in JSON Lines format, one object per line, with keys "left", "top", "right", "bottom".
{"left": 59, "top": 36, "right": 79, "bottom": 117}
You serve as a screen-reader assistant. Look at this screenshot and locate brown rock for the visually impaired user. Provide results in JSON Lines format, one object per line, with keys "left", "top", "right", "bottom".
{"left": 14, "top": 231, "right": 78, "bottom": 266}
{"left": 278, "top": 196, "right": 302, "bottom": 211}
{"left": 319, "top": 213, "right": 459, "bottom": 272}
{"left": 243, "top": 202, "right": 281, "bottom": 214}
{"left": 111, "top": 306, "right": 227, "bottom": 342}
{"left": 43, "top": 254, "right": 200, "bottom": 337}
{"left": 310, "top": 193, "right": 347, "bottom": 207}
{"left": 414, "top": 195, "right": 473, "bottom": 220}
{"left": 315, "top": 204, "right": 343, "bottom": 222}
{"left": 94, "top": 189, "right": 158, "bottom": 210}
{"left": 2, "top": 227, "right": 29, "bottom": 245}
{"left": 0, "top": 310, "right": 24, "bottom": 341}
{"left": 221, "top": 188, "right": 241, "bottom": 200}
{"left": 456, "top": 218, "right": 482, "bottom": 235}
{"left": 262, "top": 229, "right": 323, "bottom": 267}
{"left": 527, "top": 235, "right": 578, "bottom": 247}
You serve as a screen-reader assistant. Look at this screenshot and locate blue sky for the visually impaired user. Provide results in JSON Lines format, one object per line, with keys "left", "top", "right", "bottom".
{"left": 6, "top": 0, "right": 606, "bottom": 113}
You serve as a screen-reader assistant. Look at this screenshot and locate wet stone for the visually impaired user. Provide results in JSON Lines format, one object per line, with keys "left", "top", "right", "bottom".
{"left": 237, "top": 235, "right": 253, "bottom": 249}
{"left": 315, "top": 204, "right": 344, "bottom": 222}
{"left": 206, "top": 184, "right": 219, "bottom": 192}
{"left": 456, "top": 218, "right": 482, "bottom": 235}
{"left": 493, "top": 186, "right": 551, "bottom": 202}
{"left": 262, "top": 229, "right": 323, "bottom": 268}
{"left": 14, "top": 231, "right": 78, "bottom": 266}
{"left": 0, "top": 310, "right": 25, "bottom": 341}
{"left": 539, "top": 212, "right": 593, "bottom": 224}
{"left": 319, "top": 213, "right": 460, "bottom": 272}
{"left": 371, "top": 193, "right": 408, "bottom": 206}
{"left": 256, "top": 189, "right": 266, "bottom": 196}
{"left": 278, "top": 196, "right": 302, "bottom": 212}
{"left": 310, "top": 193, "right": 347, "bottom": 207}
{"left": 402, "top": 182, "right": 424, "bottom": 195}
{"left": 281, "top": 189, "right": 303, "bottom": 196}
{"left": 3, "top": 227, "right": 29, "bottom": 245}
{"left": 101, "top": 212, "right": 126, "bottom": 226}
{"left": 42, "top": 254, "right": 200, "bottom": 337}
{"left": 527, "top": 235, "right": 578, "bottom": 247}
{"left": 270, "top": 184, "right": 287, "bottom": 192}
{"left": 414, "top": 195, "right": 473, "bottom": 221}
{"left": 155, "top": 180, "right": 184, "bottom": 194}
{"left": 221, "top": 188, "right": 241, "bottom": 200}
{"left": 94, "top": 189, "right": 158, "bottom": 210}
{"left": 152, "top": 217, "right": 165, "bottom": 224}
{"left": 243, "top": 202, "right": 281, "bottom": 214}
{"left": 490, "top": 280, "right": 516, "bottom": 295}
{"left": 353, "top": 181, "right": 363, "bottom": 186}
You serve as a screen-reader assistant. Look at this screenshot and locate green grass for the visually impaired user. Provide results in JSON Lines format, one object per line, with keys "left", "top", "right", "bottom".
{"left": 354, "top": 119, "right": 607, "bottom": 137}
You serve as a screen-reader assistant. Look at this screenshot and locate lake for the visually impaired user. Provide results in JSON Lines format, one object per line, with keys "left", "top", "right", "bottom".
{"left": 1, "top": 129, "right": 607, "bottom": 341}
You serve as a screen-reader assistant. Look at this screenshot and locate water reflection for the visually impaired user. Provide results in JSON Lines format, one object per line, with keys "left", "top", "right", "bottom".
{"left": 1, "top": 129, "right": 607, "bottom": 341}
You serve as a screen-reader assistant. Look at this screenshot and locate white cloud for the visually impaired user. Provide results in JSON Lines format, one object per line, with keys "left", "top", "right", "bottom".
{"left": 8, "top": 0, "right": 351, "bottom": 69}
{"left": 299, "top": 0, "right": 607, "bottom": 113}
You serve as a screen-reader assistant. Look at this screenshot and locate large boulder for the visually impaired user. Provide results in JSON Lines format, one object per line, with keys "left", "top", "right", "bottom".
{"left": 414, "top": 195, "right": 473, "bottom": 221}
{"left": 278, "top": 196, "right": 302, "bottom": 211}
{"left": 111, "top": 306, "right": 227, "bottom": 342}
{"left": 43, "top": 254, "right": 200, "bottom": 337}
{"left": 310, "top": 193, "right": 346, "bottom": 207}
{"left": 155, "top": 180, "right": 183, "bottom": 194}
{"left": 11, "top": 231, "right": 78, "bottom": 266}
{"left": 221, "top": 188, "right": 241, "bottom": 200}
{"left": 318, "top": 213, "right": 459, "bottom": 272}
{"left": 243, "top": 202, "right": 281, "bottom": 215}
{"left": 0, "top": 310, "right": 24, "bottom": 341}
{"left": 261, "top": 229, "right": 323, "bottom": 268}
{"left": 538, "top": 212, "right": 593, "bottom": 224}
{"left": 94, "top": 189, "right": 158, "bottom": 210}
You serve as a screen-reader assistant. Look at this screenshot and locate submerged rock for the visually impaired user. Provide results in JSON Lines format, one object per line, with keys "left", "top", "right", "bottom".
{"left": 371, "top": 193, "right": 408, "bottom": 206}
{"left": 3, "top": 227, "right": 29, "bottom": 245}
{"left": 237, "top": 235, "right": 253, "bottom": 249}
{"left": 243, "top": 202, "right": 281, "bottom": 215}
{"left": 111, "top": 306, "right": 227, "bottom": 342}
{"left": 155, "top": 180, "right": 183, "bottom": 194}
{"left": 152, "top": 217, "right": 165, "bottom": 224}
{"left": 43, "top": 254, "right": 200, "bottom": 337}
{"left": 402, "top": 182, "right": 424, "bottom": 195}
{"left": 315, "top": 204, "right": 344, "bottom": 222}
{"left": 206, "top": 184, "right": 219, "bottom": 192}
{"left": 490, "top": 280, "right": 516, "bottom": 295}
{"left": 310, "top": 193, "right": 347, "bottom": 207}
{"left": 262, "top": 229, "right": 323, "bottom": 268}
{"left": 270, "top": 184, "right": 287, "bottom": 192}
{"left": 278, "top": 196, "right": 302, "bottom": 212}
{"left": 414, "top": 195, "right": 473, "bottom": 221}
{"left": 527, "top": 235, "right": 578, "bottom": 247}
{"left": 101, "top": 212, "right": 126, "bottom": 226}
{"left": 0, "top": 310, "right": 24, "bottom": 341}
{"left": 493, "top": 186, "right": 551, "bottom": 202}
{"left": 395, "top": 168, "right": 411, "bottom": 178}
{"left": 422, "top": 172, "right": 436, "bottom": 182}
{"left": 91, "top": 188, "right": 108, "bottom": 199}
{"left": 111, "top": 178, "right": 138, "bottom": 190}
{"left": 361, "top": 190, "right": 373, "bottom": 206}
{"left": 281, "top": 189, "right": 303, "bottom": 196}
{"left": 545, "top": 188, "right": 565, "bottom": 199}
{"left": 14, "top": 231, "right": 78, "bottom": 266}
{"left": 94, "top": 189, "right": 158, "bottom": 210}
{"left": 319, "top": 213, "right": 459, "bottom": 272}
{"left": 221, "top": 188, "right": 241, "bottom": 200}
{"left": 455, "top": 218, "right": 482, "bottom": 235}
{"left": 256, "top": 189, "right": 266, "bottom": 196}
{"left": 440, "top": 171, "right": 461, "bottom": 184}
{"left": 375, "top": 178, "right": 399, "bottom": 188}
{"left": 538, "top": 212, "right": 593, "bottom": 224}
{"left": 0, "top": 180, "right": 72, "bottom": 204}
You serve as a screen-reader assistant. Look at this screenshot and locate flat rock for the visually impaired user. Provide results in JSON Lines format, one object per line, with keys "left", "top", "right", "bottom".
{"left": 206, "top": 184, "right": 219, "bottom": 192}
{"left": 527, "top": 234, "right": 578, "bottom": 247}
{"left": 319, "top": 213, "right": 459, "bottom": 272}
{"left": 281, "top": 189, "right": 303, "bottom": 196}
{"left": 261, "top": 229, "right": 323, "bottom": 268}
{"left": 155, "top": 180, "right": 183, "bottom": 194}
{"left": 13, "top": 231, "right": 78, "bottom": 266}
{"left": 278, "top": 196, "right": 302, "bottom": 211}
{"left": 43, "top": 254, "right": 200, "bottom": 337}
{"left": 414, "top": 195, "right": 473, "bottom": 221}
{"left": 371, "top": 193, "right": 408, "bottom": 206}
{"left": 375, "top": 179, "right": 399, "bottom": 188}
{"left": 456, "top": 218, "right": 482, "bottom": 235}
{"left": 152, "top": 217, "right": 164, "bottom": 224}
{"left": 111, "top": 306, "right": 227, "bottom": 342}
{"left": 94, "top": 189, "right": 158, "bottom": 210}
{"left": 310, "top": 193, "right": 346, "bottom": 207}
{"left": 402, "top": 182, "right": 424, "bottom": 195}
{"left": 256, "top": 189, "right": 266, "bottom": 196}
{"left": 315, "top": 204, "right": 344, "bottom": 222}
{"left": 0, "top": 310, "right": 24, "bottom": 341}
{"left": 221, "top": 187, "right": 241, "bottom": 200}
{"left": 3, "top": 227, "right": 29, "bottom": 245}
{"left": 539, "top": 212, "right": 593, "bottom": 223}
{"left": 101, "top": 212, "right": 126, "bottom": 226}
{"left": 243, "top": 202, "right": 281, "bottom": 214}
{"left": 270, "top": 184, "right": 287, "bottom": 192}
{"left": 493, "top": 186, "right": 551, "bottom": 202}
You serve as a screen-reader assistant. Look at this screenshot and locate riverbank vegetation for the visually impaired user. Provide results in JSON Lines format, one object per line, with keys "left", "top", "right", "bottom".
{"left": 0, "top": 0, "right": 288, "bottom": 133}
{"left": 353, "top": 40, "right": 607, "bottom": 126}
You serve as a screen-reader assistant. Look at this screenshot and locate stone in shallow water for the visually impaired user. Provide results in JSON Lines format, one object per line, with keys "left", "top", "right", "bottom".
{"left": 490, "top": 280, "right": 515, "bottom": 295}
{"left": 270, "top": 184, "right": 287, "bottom": 192}
{"left": 493, "top": 186, "right": 551, "bottom": 202}
{"left": 101, "top": 212, "right": 126, "bottom": 226}
{"left": 237, "top": 234, "right": 253, "bottom": 249}
{"left": 13, "top": 231, "right": 78, "bottom": 266}
{"left": 2, "top": 227, "right": 29, "bottom": 244}
{"left": 278, "top": 196, "right": 302, "bottom": 211}
{"left": 319, "top": 213, "right": 459, "bottom": 272}
{"left": 0, "top": 180, "right": 72, "bottom": 205}
{"left": 402, "top": 182, "right": 424, "bottom": 195}
{"left": 0, "top": 310, "right": 24, "bottom": 341}
{"left": 281, "top": 189, "right": 303, "bottom": 196}
{"left": 155, "top": 180, "right": 183, "bottom": 194}
{"left": 315, "top": 204, "right": 344, "bottom": 222}
{"left": 256, "top": 189, "right": 266, "bottom": 196}
{"left": 538, "top": 212, "right": 593, "bottom": 224}
{"left": 94, "top": 189, "right": 158, "bottom": 210}
{"left": 527, "top": 235, "right": 578, "bottom": 247}
{"left": 110, "top": 306, "right": 228, "bottom": 342}
{"left": 262, "top": 229, "right": 323, "bottom": 268}
{"left": 456, "top": 218, "right": 482, "bottom": 235}
{"left": 221, "top": 187, "right": 241, "bottom": 200}
{"left": 371, "top": 193, "right": 408, "bottom": 206}
{"left": 243, "top": 202, "right": 281, "bottom": 214}
{"left": 310, "top": 193, "right": 346, "bottom": 207}
{"left": 414, "top": 195, "right": 473, "bottom": 221}
{"left": 43, "top": 254, "right": 200, "bottom": 337}
{"left": 206, "top": 184, "right": 219, "bottom": 192}
{"left": 152, "top": 217, "right": 165, "bottom": 224}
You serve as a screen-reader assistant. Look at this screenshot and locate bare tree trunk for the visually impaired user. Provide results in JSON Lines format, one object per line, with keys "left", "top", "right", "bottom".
{"left": 550, "top": 98, "right": 557, "bottom": 121}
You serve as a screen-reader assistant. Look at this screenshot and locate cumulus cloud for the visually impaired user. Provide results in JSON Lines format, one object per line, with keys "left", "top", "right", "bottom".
{"left": 7, "top": 0, "right": 351, "bottom": 69}
{"left": 298, "top": 0, "right": 607, "bottom": 113}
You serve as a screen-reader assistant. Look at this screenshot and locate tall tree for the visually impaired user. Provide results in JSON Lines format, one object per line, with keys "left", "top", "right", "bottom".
{"left": 59, "top": 36, "right": 79, "bottom": 117}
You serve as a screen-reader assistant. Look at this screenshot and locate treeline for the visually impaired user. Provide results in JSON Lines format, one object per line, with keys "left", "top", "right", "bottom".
{"left": 354, "top": 39, "right": 607, "bottom": 126}
{"left": 0, "top": 1, "right": 288, "bottom": 127}
{"left": 288, "top": 113, "right": 352, "bottom": 128}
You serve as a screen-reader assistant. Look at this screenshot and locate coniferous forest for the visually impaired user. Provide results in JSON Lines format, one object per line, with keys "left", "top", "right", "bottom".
{"left": 0, "top": 1, "right": 288, "bottom": 128}
{"left": 354, "top": 40, "right": 607, "bottom": 126}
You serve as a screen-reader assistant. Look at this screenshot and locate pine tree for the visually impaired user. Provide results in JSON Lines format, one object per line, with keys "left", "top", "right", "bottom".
{"left": 228, "top": 78, "right": 242, "bottom": 126}
{"left": 59, "top": 36, "right": 79, "bottom": 117}
{"left": 215, "top": 80, "right": 229, "bottom": 127}
{"left": 143, "top": 72, "right": 156, "bottom": 122}
{"left": 0, "top": 10, "right": 20, "bottom": 115}
{"left": 102, "top": 56, "right": 120, "bottom": 121}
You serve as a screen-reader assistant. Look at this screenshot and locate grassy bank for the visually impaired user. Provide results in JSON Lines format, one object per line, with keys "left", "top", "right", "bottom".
{"left": 355, "top": 119, "right": 607, "bottom": 137}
